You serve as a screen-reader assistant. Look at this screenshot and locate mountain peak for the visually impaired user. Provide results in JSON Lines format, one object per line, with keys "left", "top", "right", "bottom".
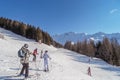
{"left": 52, "top": 32, "right": 120, "bottom": 45}
{"left": 93, "top": 32, "right": 106, "bottom": 35}
{"left": 64, "top": 32, "right": 75, "bottom": 35}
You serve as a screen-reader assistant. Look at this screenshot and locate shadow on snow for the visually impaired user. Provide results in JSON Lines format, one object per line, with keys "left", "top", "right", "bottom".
{"left": 0, "top": 75, "right": 24, "bottom": 80}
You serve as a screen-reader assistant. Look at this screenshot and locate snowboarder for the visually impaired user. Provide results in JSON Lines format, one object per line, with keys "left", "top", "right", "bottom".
{"left": 42, "top": 50, "right": 51, "bottom": 72}
{"left": 32, "top": 48, "right": 38, "bottom": 62}
{"left": 18, "top": 44, "right": 32, "bottom": 78}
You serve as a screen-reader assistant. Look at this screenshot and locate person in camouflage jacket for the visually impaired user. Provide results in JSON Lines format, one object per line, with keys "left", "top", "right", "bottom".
{"left": 19, "top": 44, "right": 31, "bottom": 78}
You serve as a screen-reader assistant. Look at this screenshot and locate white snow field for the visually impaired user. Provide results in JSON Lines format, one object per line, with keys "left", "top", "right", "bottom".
{"left": 0, "top": 28, "right": 120, "bottom": 80}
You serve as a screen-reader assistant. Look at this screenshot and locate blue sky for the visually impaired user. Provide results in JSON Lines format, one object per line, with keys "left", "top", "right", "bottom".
{"left": 0, "top": 0, "right": 120, "bottom": 35}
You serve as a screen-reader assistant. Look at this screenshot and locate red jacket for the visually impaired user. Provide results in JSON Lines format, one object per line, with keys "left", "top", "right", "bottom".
{"left": 33, "top": 49, "right": 38, "bottom": 55}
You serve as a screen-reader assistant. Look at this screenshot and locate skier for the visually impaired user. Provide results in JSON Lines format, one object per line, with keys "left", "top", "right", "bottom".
{"left": 87, "top": 66, "right": 92, "bottom": 76}
{"left": 18, "top": 44, "right": 32, "bottom": 78}
{"left": 40, "top": 50, "right": 43, "bottom": 58}
{"left": 32, "top": 48, "right": 38, "bottom": 62}
{"left": 42, "top": 50, "right": 51, "bottom": 72}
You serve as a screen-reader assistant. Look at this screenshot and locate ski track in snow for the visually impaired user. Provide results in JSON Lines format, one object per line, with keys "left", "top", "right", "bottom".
{"left": 0, "top": 28, "right": 120, "bottom": 80}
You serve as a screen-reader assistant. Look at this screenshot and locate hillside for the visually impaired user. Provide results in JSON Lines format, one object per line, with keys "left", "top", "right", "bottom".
{"left": 0, "top": 28, "right": 120, "bottom": 80}
{"left": 0, "top": 17, "right": 63, "bottom": 48}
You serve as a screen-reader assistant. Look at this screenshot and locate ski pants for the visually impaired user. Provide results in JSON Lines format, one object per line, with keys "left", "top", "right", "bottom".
{"left": 20, "top": 63, "right": 29, "bottom": 77}
{"left": 44, "top": 59, "right": 49, "bottom": 71}
{"left": 33, "top": 54, "right": 36, "bottom": 61}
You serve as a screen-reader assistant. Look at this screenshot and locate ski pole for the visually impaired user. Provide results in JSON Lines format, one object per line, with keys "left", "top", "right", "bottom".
{"left": 16, "top": 57, "right": 21, "bottom": 74}
{"left": 49, "top": 59, "right": 52, "bottom": 72}
{"left": 16, "top": 63, "right": 21, "bottom": 74}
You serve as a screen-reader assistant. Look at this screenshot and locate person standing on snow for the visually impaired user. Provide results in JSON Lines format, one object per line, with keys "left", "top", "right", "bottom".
{"left": 32, "top": 48, "right": 38, "bottom": 62}
{"left": 43, "top": 50, "right": 51, "bottom": 72}
{"left": 40, "top": 50, "right": 43, "bottom": 58}
{"left": 19, "top": 44, "right": 32, "bottom": 78}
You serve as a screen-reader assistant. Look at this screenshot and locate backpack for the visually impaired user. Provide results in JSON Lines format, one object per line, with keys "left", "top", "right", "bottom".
{"left": 18, "top": 49, "right": 25, "bottom": 58}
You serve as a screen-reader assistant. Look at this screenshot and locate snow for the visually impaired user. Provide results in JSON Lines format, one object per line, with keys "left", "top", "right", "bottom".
{"left": 0, "top": 28, "right": 120, "bottom": 80}
{"left": 90, "top": 37, "right": 94, "bottom": 40}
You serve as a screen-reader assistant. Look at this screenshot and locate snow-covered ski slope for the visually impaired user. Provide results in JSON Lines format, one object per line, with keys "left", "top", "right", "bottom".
{"left": 0, "top": 28, "right": 120, "bottom": 80}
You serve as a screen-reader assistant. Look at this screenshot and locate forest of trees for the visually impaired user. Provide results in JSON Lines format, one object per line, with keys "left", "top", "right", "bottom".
{"left": 64, "top": 38, "right": 120, "bottom": 66}
{"left": 0, "top": 17, "right": 63, "bottom": 48}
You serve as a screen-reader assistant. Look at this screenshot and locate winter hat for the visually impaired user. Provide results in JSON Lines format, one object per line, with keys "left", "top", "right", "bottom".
{"left": 45, "top": 50, "right": 48, "bottom": 53}
{"left": 24, "top": 44, "right": 28, "bottom": 48}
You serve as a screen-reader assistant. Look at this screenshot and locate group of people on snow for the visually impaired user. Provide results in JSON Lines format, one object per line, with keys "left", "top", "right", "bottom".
{"left": 18, "top": 43, "right": 51, "bottom": 78}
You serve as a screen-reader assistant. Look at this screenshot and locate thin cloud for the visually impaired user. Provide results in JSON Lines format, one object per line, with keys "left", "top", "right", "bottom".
{"left": 110, "top": 9, "right": 119, "bottom": 14}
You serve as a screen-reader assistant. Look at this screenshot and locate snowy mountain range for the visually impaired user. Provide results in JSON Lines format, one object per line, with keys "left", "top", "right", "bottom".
{"left": 0, "top": 28, "right": 120, "bottom": 80}
{"left": 52, "top": 32, "right": 120, "bottom": 45}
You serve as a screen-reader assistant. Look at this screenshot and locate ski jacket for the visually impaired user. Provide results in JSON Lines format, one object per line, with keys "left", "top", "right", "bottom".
{"left": 33, "top": 49, "right": 38, "bottom": 55}
{"left": 43, "top": 52, "right": 50, "bottom": 60}
{"left": 20, "top": 46, "right": 31, "bottom": 64}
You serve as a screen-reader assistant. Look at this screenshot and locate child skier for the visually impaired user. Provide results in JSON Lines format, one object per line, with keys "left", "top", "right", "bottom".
{"left": 32, "top": 48, "right": 38, "bottom": 62}
{"left": 42, "top": 50, "right": 51, "bottom": 72}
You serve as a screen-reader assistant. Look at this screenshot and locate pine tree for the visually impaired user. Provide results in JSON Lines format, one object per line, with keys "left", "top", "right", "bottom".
{"left": 87, "top": 39, "right": 95, "bottom": 57}
{"left": 35, "top": 27, "right": 43, "bottom": 42}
